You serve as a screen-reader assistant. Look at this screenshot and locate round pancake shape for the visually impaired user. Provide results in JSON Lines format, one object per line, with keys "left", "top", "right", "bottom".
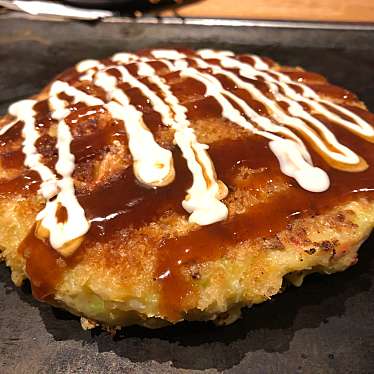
{"left": 0, "top": 48, "right": 373, "bottom": 329}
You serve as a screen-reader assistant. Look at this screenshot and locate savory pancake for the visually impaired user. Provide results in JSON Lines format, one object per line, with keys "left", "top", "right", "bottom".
{"left": 0, "top": 48, "right": 373, "bottom": 329}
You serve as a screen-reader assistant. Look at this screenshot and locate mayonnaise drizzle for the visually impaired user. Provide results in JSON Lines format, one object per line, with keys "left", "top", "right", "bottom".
{"left": 77, "top": 53, "right": 229, "bottom": 224}
{"left": 147, "top": 48, "right": 373, "bottom": 185}
{"left": 191, "top": 52, "right": 368, "bottom": 166}
{"left": 269, "top": 139, "right": 330, "bottom": 192}
{"left": 196, "top": 49, "right": 374, "bottom": 140}
{"left": 8, "top": 100, "right": 58, "bottom": 199}
{"left": 95, "top": 62, "right": 228, "bottom": 224}
{"left": 1, "top": 48, "right": 373, "bottom": 255}
{"left": 124, "top": 60, "right": 229, "bottom": 224}
{"left": 77, "top": 61, "right": 177, "bottom": 187}
{"left": 35, "top": 81, "right": 93, "bottom": 255}
{"left": 94, "top": 69, "right": 175, "bottom": 188}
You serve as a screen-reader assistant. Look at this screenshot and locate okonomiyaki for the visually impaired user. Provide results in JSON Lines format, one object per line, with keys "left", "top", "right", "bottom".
{"left": 0, "top": 48, "right": 373, "bottom": 329}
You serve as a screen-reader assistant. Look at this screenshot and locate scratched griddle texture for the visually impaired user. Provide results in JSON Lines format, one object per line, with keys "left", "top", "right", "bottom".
{"left": 0, "top": 17, "right": 374, "bottom": 374}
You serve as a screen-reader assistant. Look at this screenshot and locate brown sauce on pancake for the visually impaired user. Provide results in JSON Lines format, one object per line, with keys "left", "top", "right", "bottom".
{"left": 18, "top": 224, "right": 85, "bottom": 300}
{"left": 79, "top": 150, "right": 191, "bottom": 242}
{"left": 0, "top": 171, "right": 40, "bottom": 195}
{"left": 157, "top": 132, "right": 374, "bottom": 319}
{"left": 19, "top": 228, "right": 64, "bottom": 300}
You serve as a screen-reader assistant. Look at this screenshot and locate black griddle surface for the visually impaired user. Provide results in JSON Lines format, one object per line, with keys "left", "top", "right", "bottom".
{"left": 0, "top": 17, "right": 373, "bottom": 374}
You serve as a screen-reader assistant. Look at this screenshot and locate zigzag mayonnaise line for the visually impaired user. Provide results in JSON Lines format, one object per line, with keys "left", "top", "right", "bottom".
{"left": 146, "top": 49, "right": 371, "bottom": 172}
{"left": 35, "top": 81, "right": 98, "bottom": 256}
{"left": 196, "top": 49, "right": 374, "bottom": 140}
{"left": 189, "top": 56, "right": 362, "bottom": 167}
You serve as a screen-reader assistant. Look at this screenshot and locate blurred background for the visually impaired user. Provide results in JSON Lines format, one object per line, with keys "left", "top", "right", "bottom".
{"left": 1, "top": 0, "right": 374, "bottom": 22}
{"left": 159, "top": 0, "right": 374, "bottom": 22}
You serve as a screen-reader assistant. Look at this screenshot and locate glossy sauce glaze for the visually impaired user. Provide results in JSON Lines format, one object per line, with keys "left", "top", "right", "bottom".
{"left": 157, "top": 129, "right": 374, "bottom": 319}
{"left": 1, "top": 48, "right": 374, "bottom": 320}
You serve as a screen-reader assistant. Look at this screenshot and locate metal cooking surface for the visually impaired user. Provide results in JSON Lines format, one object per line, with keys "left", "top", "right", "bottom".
{"left": 0, "top": 17, "right": 373, "bottom": 374}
